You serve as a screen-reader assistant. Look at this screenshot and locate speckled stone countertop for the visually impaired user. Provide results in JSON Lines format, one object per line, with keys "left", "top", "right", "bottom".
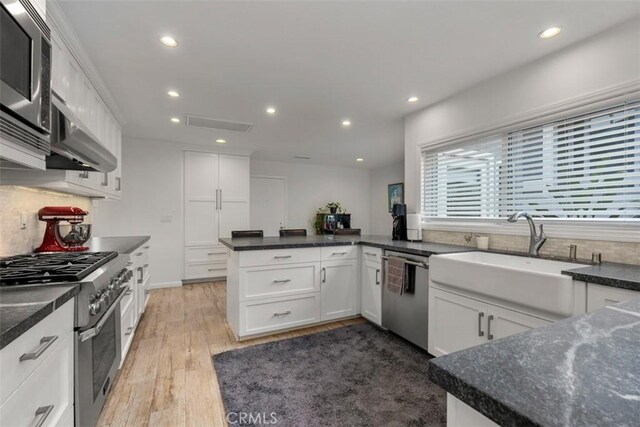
{"left": 219, "top": 235, "right": 472, "bottom": 257}
{"left": 428, "top": 299, "right": 640, "bottom": 426}
{"left": 561, "top": 262, "right": 640, "bottom": 292}
{"left": 0, "top": 285, "right": 79, "bottom": 350}
{"left": 85, "top": 236, "right": 150, "bottom": 255}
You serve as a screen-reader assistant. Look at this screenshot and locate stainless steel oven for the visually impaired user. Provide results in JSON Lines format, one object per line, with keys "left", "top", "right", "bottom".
{"left": 76, "top": 289, "right": 125, "bottom": 427}
{"left": 0, "top": 0, "right": 51, "bottom": 153}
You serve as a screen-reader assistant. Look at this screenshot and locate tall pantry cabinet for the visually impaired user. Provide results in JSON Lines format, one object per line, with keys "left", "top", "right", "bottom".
{"left": 183, "top": 151, "right": 250, "bottom": 281}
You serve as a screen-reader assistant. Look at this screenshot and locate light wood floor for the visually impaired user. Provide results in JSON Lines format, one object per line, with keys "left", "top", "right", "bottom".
{"left": 98, "top": 282, "right": 365, "bottom": 427}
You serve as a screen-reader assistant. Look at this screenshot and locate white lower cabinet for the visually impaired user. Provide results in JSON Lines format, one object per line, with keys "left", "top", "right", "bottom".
{"left": 0, "top": 300, "right": 74, "bottom": 427}
{"left": 361, "top": 259, "right": 382, "bottom": 325}
{"left": 228, "top": 246, "right": 361, "bottom": 339}
{"left": 586, "top": 283, "right": 640, "bottom": 312}
{"left": 320, "top": 259, "right": 359, "bottom": 321}
{"left": 240, "top": 294, "right": 321, "bottom": 336}
{"left": 428, "top": 288, "right": 551, "bottom": 356}
{"left": 120, "top": 302, "right": 135, "bottom": 367}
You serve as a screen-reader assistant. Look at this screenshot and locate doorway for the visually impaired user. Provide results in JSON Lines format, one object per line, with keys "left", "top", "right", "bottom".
{"left": 250, "top": 176, "right": 287, "bottom": 236}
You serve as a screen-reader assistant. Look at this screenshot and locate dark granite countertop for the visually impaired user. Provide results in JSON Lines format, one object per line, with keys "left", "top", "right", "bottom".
{"left": 428, "top": 298, "right": 640, "bottom": 426}
{"left": 219, "top": 235, "right": 472, "bottom": 257}
{"left": 0, "top": 284, "right": 79, "bottom": 350}
{"left": 562, "top": 262, "right": 640, "bottom": 292}
{"left": 85, "top": 236, "right": 150, "bottom": 255}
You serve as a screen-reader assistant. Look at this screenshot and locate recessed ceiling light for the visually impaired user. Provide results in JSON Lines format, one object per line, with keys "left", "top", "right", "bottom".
{"left": 538, "top": 27, "right": 561, "bottom": 39}
{"left": 160, "top": 36, "right": 178, "bottom": 47}
{"left": 407, "top": 96, "right": 419, "bottom": 103}
{"left": 216, "top": 139, "right": 226, "bottom": 144}
{"left": 342, "top": 120, "right": 351, "bottom": 127}
{"left": 356, "top": 158, "right": 364, "bottom": 162}
{"left": 266, "top": 107, "right": 277, "bottom": 114}
{"left": 170, "top": 117, "right": 180, "bottom": 123}
{"left": 167, "top": 90, "right": 180, "bottom": 98}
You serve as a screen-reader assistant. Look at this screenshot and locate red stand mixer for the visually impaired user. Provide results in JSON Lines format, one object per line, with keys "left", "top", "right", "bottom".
{"left": 36, "top": 206, "right": 92, "bottom": 252}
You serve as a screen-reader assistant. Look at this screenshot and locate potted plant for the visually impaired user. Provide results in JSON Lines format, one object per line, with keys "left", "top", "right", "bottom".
{"left": 326, "top": 202, "right": 343, "bottom": 214}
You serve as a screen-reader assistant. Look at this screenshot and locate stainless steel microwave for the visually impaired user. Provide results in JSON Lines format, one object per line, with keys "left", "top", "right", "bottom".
{"left": 0, "top": 0, "right": 51, "bottom": 154}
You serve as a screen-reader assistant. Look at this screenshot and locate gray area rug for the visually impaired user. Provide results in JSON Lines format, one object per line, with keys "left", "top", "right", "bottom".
{"left": 213, "top": 323, "right": 446, "bottom": 426}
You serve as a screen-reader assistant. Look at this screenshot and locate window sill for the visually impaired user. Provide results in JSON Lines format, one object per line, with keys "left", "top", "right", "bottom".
{"left": 422, "top": 219, "right": 640, "bottom": 243}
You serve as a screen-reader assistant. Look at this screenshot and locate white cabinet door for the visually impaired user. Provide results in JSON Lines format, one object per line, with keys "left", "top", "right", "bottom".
{"left": 428, "top": 288, "right": 487, "bottom": 356}
{"left": 219, "top": 155, "right": 250, "bottom": 202}
{"left": 587, "top": 283, "right": 640, "bottom": 312}
{"left": 487, "top": 305, "right": 551, "bottom": 341}
{"left": 361, "top": 260, "right": 382, "bottom": 325}
{"left": 320, "top": 259, "right": 358, "bottom": 321}
{"left": 184, "top": 152, "right": 219, "bottom": 246}
{"left": 219, "top": 155, "right": 250, "bottom": 238}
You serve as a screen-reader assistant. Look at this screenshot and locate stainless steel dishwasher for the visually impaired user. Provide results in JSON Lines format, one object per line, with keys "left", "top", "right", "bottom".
{"left": 381, "top": 250, "right": 429, "bottom": 351}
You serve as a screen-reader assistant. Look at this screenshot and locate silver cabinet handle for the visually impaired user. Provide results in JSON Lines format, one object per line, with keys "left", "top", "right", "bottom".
{"left": 137, "top": 267, "right": 143, "bottom": 284}
{"left": 125, "top": 289, "right": 133, "bottom": 295}
{"left": 207, "top": 252, "right": 216, "bottom": 255}
{"left": 274, "top": 255, "right": 292, "bottom": 259}
{"left": 487, "top": 315, "right": 494, "bottom": 340}
{"left": 273, "top": 310, "right": 291, "bottom": 317}
{"left": 364, "top": 252, "right": 377, "bottom": 256}
{"left": 332, "top": 251, "right": 348, "bottom": 255}
{"left": 115, "top": 177, "right": 121, "bottom": 191}
{"left": 273, "top": 279, "right": 291, "bottom": 284}
{"left": 143, "top": 245, "right": 150, "bottom": 249}
{"left": 143, "top": 263, "right": 149, "bottom": 268}
{"left": 34, "top": 405, "right": 55, "bottom": 427}
{"left": 126, "top": 261, "right": 133, "bottom": 266}
{"left": 20, "top": 336, "right": 58, "bottom": 362}
{"left": 101, "top": 172, "right": 109, "bottom": 186}
{"left": 125, "top": 326, "right": 134, "bottom": 336}
{"left": 478, "top": 312, "right": 485, "bottom": 337}
{"left": 375, "top": 269, "right": 380, "bottom": 285}
{"left": 219, "top": 188, "right": 222, "bottom": 209}
{"left": 321, "top": 267, "right": 327, "bottom": 283}
{"left": 145, "top": 290, "right": 150, "bottom": 295}
{"left": 207, "top": 268, "right": 216, "bottom": 271}
{"left": 136, "top": 252, "right": 143, "bottom": 256}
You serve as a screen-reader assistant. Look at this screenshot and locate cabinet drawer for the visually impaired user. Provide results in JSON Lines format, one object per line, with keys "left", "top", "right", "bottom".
{"left": 120, "top": 282, "right": 135, "bottom": 315}
{"left": 240, "top": 263, "right": 321, "bottom": 301}
{"left": 120, "top": 303, "right": 135, "bottom": 365}
{"left": 361, "top": 246, "right": 382, "bottom": 263}
{"left": 587, "top": 283, "right": 640, "bottom": 312}
{"left": 0, "top": 334, "right": 74, "bottom": 427}
{"left": 240, "top": 294, "right": 321, "bottom": 336}
{"left": 185, "top": 262, "right": 227, "bottom": 280}
{"left": 0, "top": 300, "right": 74, "bottom": 404}
{"left": 185, "top": 246, "right": 227, "bottom": 263}
{"left": 321, "top": 245, "right": 358, "bottom": 261}
{"left": 238, "top": 247, "right": 321, "bottom": 267}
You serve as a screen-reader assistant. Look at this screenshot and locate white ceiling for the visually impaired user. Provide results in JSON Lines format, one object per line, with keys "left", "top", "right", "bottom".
{"left": 58, "top": 0, "right": 639, "bottom": 169}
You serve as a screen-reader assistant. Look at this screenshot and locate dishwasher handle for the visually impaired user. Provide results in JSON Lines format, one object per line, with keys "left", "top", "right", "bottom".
{"left": 381, "top": 255, "right": 428, "bottom": 269}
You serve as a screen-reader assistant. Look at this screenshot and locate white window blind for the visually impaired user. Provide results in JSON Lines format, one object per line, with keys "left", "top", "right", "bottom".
{"left": 421, "top": 101, "right": 640, "bottom": 220}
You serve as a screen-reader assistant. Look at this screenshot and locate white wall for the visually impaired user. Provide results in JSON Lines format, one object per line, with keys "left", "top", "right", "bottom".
{"left": 369, "top": 161, "right": 404, "bottom": 235}
{"left": 92, "top": 138, "right": 186, "bottom": 287}
{"left": 404, "top": 18, "right": 640, "bottom": 212}
{"left": 250, "top": 160, "right": 371, "bottom": 233}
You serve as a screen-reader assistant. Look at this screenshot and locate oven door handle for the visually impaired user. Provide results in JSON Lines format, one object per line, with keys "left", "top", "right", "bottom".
{"left": 380, "top": 255, "right": 428, "bottom": 269}
{"left": 78, "top": 289, "right": 127, "bottom": 342}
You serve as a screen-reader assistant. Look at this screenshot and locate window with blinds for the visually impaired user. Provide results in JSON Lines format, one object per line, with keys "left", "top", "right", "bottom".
{"left": 421, "top": 101, "right": 640, "bottom": 220}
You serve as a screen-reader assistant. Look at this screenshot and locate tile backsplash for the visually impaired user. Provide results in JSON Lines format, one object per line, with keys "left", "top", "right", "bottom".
{"left": 0, "top": 186, "right": 92, "bottom": 256}
{"left": 423, "top": 229, "right": 640, "bottom": 266}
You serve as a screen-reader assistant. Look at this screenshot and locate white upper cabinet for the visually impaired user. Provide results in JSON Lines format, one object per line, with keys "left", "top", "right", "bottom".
{"left": 219, "top": 155, "right": 250, "bottom": 203}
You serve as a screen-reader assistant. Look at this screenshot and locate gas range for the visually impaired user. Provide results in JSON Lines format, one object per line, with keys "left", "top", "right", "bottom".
{"left": 0, "top": 251, "right": 132, "bottom": 329}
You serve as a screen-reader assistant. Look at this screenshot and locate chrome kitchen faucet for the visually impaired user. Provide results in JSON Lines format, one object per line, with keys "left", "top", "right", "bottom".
{"left": 507, "top": 212, "right": 547, "bottom": 256}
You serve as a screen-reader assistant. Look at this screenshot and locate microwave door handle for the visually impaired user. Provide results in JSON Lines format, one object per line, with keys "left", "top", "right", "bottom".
{"left": 78, "top": 289, "right": 127, "bottom": 342}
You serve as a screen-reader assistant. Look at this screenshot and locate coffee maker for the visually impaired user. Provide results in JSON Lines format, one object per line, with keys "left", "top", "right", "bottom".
{"left": 391, "top": 203, "right": 407, "bottom": 241}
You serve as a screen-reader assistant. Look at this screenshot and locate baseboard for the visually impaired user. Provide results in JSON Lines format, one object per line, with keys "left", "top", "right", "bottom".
{"left": 148, "top": 280, "right": 182, "bottom": 289}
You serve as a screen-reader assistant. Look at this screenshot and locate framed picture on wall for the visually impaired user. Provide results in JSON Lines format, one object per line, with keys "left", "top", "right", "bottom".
{"left": 388, "top": 182, "right": 404, "bottom": 212}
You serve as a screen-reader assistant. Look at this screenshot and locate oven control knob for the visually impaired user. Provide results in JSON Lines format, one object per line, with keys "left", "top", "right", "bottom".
{"left": 89, "top": 301, "right": 101, "bottom": 316}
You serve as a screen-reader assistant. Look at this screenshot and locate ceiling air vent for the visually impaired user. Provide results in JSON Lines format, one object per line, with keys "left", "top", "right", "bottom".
{"left": 186, "top": 114, "right": 253, "bottom": 133}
